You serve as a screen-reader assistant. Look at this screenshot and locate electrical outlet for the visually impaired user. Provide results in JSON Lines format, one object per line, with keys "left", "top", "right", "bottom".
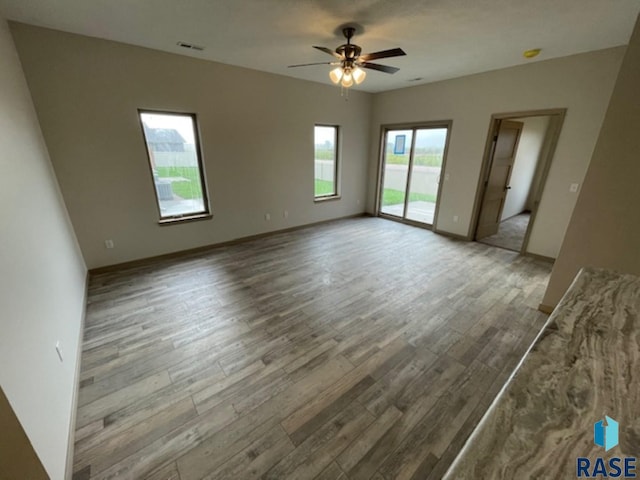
{"left": 357, "top": 199, "right": 360, "bottom": 206}
{"left": 453, "top": 215, "right": 459, "bottom": 223}
{"left": 105, "top": 239, "right": 114, "bottom": 249}
{"left": 264, "top": 213, "right": 271, "bottom": 221}
{"left": 283, "top": 210, "right": 289, "bottom": 219}
{"left": 55, "top": 341, "right": 63, "bottom": 362}
{"left": 445, "top": 173, "right": 450, "bottom": 181}
{"left": 569, "top": 183, "right": 579, "bottom": 193}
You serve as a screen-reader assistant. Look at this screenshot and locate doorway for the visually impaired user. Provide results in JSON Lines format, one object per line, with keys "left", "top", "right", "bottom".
{"left": 377, "top": 122, "right": 451, "bottom": 227}
{"left": 473, "top": 109, "right": 565, "bottom": 253}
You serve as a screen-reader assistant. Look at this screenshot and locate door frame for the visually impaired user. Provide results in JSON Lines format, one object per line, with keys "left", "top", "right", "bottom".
{"left": 375, "top": 120, "right": 453, "bottom": 230}
{"left": 470, "top": 108, "right": 566, "bottom": 253}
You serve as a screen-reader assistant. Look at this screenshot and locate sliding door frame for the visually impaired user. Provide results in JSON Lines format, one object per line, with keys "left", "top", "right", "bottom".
{"left": 375, "top": 120, "right": 453, "bottom": 230}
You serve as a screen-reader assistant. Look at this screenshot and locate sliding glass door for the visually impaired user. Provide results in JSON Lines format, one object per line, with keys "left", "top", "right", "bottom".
{"left": 378, "top": 124, "right": 450, "bottom": 226}
{"left": 380, "top": 130, "right": 413, "bottom": 218}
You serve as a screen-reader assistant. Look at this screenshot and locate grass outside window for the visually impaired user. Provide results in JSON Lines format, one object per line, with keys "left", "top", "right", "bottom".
{"left": 155, "top": 166, "right": 203, "bottom": 199}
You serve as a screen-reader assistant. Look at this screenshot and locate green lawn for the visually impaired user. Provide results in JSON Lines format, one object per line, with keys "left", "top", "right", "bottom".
{"left": 314, "top": 149, "right": 335, "bottom": 161}
{"left": 314, "top": 180, "right": 435, "bottom": 206}
{"left": 381, "top": 188, "right": 437, "bottom": 206}
{"left": 156, "top": 166, "right": 203, "bottom": 200}
{"left": 315, "top": 179, "right": 335, "bottom": 196}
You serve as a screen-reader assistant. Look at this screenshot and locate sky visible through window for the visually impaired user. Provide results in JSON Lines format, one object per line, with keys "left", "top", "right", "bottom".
{"left": 141, "top": 113, "right": 196, "bottom": 145}
{"left": 314, "top": 126, "right": 335, "bottom": 146}
{"left": 386, "top": 129, "right": 447, "bottom": 149}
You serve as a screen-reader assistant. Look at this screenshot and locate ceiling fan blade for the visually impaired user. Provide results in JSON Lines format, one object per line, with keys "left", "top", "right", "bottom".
{"left": 359, "top": 48, "right": 406, "bottom": 62}
{"left": 288, "top": 61, "right": 336, "bottom": 68}
{"left": 313, "top": 46, "right": 342, "bottom": 59}
{"left": 361, "top": 62, "right": 400, "bottom": 74}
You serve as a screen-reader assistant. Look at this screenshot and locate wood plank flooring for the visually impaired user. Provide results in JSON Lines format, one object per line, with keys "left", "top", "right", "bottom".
{"left": 72, "top": 217, "right": 552, "bottom": 480}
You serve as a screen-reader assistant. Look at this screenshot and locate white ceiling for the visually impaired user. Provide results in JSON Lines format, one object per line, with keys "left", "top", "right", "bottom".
{"left": 1, "top": 0, "right": 639, "bottom": 93}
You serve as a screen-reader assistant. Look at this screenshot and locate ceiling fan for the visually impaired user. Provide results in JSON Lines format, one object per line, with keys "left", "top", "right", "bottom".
{"left": 288, "top": 27, "right": 406, "bottom": 88}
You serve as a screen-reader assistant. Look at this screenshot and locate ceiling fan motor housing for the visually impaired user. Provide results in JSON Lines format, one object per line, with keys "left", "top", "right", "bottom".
{"left": 337, "top": 26, "right": 360, "bottom": 60}
{"left": 336, "top": 44, "right": 362, "bottom": 60}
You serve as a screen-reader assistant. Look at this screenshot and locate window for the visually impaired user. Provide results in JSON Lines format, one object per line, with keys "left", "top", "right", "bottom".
{"left": 139, "top": 111, "right": 210, "bottom": 222}
{"left": 314, "top": 125, "right": 339, "bottom": 199}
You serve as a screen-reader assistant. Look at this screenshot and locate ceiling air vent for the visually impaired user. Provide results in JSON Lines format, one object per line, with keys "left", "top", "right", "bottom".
{"left": 177, "top": 41, "right": 204, "bottom": 51}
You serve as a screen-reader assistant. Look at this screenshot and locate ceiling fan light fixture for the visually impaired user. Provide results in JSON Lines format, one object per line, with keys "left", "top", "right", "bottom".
{"left": 329, "top": 67, "right": 343, "bottom": 84}
{"left": 341, "top": 71, "right": 354, "bottom": 87}
{"left": 352, "top": 66, "right": 366, "bottom": 84}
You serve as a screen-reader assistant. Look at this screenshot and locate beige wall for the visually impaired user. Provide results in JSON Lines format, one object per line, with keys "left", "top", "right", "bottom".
{"left": 9, "top": 23, "right": 626, "bottom": 267}
{"left": 369, "top": 47, "right": 624, "bottom": 258}
{"left": 501, "top": 116, "right": 551, "bottom": 220}
{"left": 543, "top": 14, "right": 640, "bottom": 307}
{"left": 0, "top": 17, "right": 86, "bottom": 480}
{"left": 10, "top": 23, "right": 372, "bottom": 269}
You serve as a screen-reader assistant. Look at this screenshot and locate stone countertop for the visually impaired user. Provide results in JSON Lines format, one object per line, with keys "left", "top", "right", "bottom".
{"left": 443, "top": 267, "right": 640, "bottom": 479}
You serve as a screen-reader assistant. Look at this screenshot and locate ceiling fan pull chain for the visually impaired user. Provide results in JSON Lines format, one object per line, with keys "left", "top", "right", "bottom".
{"left": 341, "top": 84, "right": 349, "bottom": 100}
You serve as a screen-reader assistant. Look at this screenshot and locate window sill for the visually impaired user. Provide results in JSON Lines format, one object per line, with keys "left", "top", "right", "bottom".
{"left": 314, "top": 195, "right": 341, "bottom": 203}
{"left": 158, "top": 213, "right": 213, "bottom": 226}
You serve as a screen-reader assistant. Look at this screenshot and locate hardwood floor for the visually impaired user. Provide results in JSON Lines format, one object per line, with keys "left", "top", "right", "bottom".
{"left": 477, "top": 212, "right": 531, "bottom": 252}
{"left": 72, "top": 217, "right": 551, "bottom": 480}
